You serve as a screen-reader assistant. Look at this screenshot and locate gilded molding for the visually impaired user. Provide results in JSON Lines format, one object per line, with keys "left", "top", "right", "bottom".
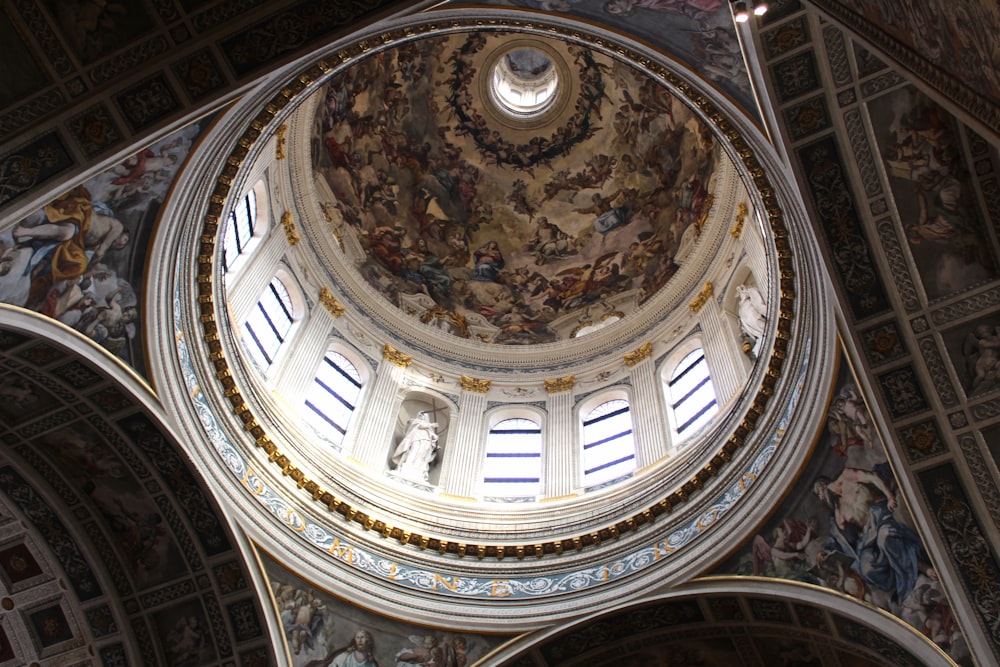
{"left": 420, "top": 307, "right": 469, "bottom": 338}
{"left": 383, "top": 343, "right": 413, "bottom": 368}
{"left": 460, "top": 376, "right": 491, "bottom": 393}
{"left": 280, "top": 211, "right": 300, "bottom": 245}
{"left": 623, "top": 341, "right": 652, "bottom": 367}
{"left": 730, "top": 201, "right": 748, "bottom": 238}
{"left": 544, "top": 375, "right": 576, "bottom": 393}
{"left": 319, "top": 287, "right": 345, "bottom": 317}
{"left": 688, "top": 282, "right": 714, "bottom": 312}
{"left": 275, "top": 124, "right": 288, "bottom": 160}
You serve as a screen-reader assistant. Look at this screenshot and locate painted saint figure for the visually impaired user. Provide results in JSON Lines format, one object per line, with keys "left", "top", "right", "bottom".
{"left": 391, "top": 412, "right": 440, "bottom": 482}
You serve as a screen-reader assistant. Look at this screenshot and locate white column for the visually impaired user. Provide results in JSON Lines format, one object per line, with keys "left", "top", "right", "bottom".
{"left": 439, "top": 384, "right": 489, "bottom": 498}
{"left": 627, "top": 355, "right": 669, "bottom": 468}
{"left": 226, "top": 230, "right": 287, "bottom": 324}
{"left": 272, "top": 306, "right": 331, "bottom": 403}
{"left": 348, "top": 346, "right": 408, "bottom": 469}
{"left": 544, "top": 379, "right": 577, "bottom": 498}
{"left": 700, "top": 296, "right": 744, "bottom": 402}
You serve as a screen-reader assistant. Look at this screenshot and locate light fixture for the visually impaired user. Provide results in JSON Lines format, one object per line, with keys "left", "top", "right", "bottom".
{"left": 753, "top": 1, "right": 769, "bottom": 16}
{"left": 732, "top": 0, "right": 750, "bottom": 23}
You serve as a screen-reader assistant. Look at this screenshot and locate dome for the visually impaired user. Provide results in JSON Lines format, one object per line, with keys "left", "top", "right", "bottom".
{"left": 154, "top": 11, "right": 833, "bottom": 631}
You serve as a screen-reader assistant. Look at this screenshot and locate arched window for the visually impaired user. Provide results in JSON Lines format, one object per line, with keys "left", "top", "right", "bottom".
{"left": 482, "top": 417, "right": 542, "bottom": 499}
{"left": 242, "top": 276, "right": 294, "bottom": 371}
{"left": 582, "top": 399, "right": 636, "bottom": 487}
{"left": 668, "top": 348, "right": 719, "bottom": 441}
{"left": 304, "top": 349, "right": 363, "bottom": 446}
{"left": 223, "top": 188, "right": 257, "bottom": 271}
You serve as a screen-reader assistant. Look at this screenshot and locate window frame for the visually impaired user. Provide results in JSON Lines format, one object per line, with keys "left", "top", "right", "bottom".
{"left": 303, "top": 344, "right": 367, "bottom": 447}
{"left": 579, "top": 391, "right": 637, "bottom": 488}
{"left": 481, "top": 407, "right": 545, "bottom": 500}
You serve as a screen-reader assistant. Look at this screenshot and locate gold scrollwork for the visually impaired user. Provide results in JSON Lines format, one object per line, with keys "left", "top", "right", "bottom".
{"left": 544, "top": 375, "right": 575, "bottom": 393}
{"left": 623, "top": 341, "right": 653, "bottom": 367}
{"left": 319, "top": 287, "right": 345, "bottom": 317}
{"left": 383, "top": 343, "right": 412, "bottom": 368}
{"left": 275, "top": 124, "right": 288, "bottom": 160}
{"left": 688, "top": 282, "right": 714, "bottom": 312}
{"left": 280, "top": 211, "right": 300, "bottom": 246}
{"left": 460, "top": 376, "right": 491, "bottom": 393}
{"left": 730, "top": 201, "right": 748, "bottom": 238}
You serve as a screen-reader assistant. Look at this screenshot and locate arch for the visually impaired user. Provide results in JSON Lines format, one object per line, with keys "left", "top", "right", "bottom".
{"left": 240, "top": 270, "right": 301, "bottom": 374}
{"left": 579, "top": 387, "right": 636, "bottom": 488}
{"left": 662, "top": 338, "right": 719, "bottom": 445}
{"left": 481, "top": 405, "right": 546, "bottom": 500}
{"left": 303, "top": 342, "right": 367, "bottom": 447}
{"left": 222, "top": 179, "right": 267, "bottom": 274}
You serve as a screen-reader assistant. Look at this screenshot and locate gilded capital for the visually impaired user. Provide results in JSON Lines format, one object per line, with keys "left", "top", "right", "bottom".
{"left": 623, "top": 341, "right": 652, "bottom": 367}
{"left": 280, "top": 211, "right": 300, "bottom": 245}
{"left": 688, "top": 282, "right": 713, "bottom": 313}
{"left": 460, "top": 376, "right": 491, "bottom": 393}
{"left": 730, "top": 201, "right": 748, "bottom": 238}
{"left": 319, "top": 287, "right": 345, "bottom": 317}
{"left": 275, "top": 124, "right": 288, "bottom": 160}
{"left": 544, "top": 375, "right": 575, "bottom": 393}
{"left": 383, "top": 343, "right": 412, "bottom": 368}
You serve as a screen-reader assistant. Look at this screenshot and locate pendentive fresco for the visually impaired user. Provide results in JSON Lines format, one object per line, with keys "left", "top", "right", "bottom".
{"left": 714, "top": 347, "right": 971, "bottom": 664}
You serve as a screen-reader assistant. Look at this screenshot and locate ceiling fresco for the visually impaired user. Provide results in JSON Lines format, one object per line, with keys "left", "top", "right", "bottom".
{"left": 461, "top": 0, "right": 756, "bottom": 115}
{"left": 315, "top": 30, "right": 719, "bottom": 345}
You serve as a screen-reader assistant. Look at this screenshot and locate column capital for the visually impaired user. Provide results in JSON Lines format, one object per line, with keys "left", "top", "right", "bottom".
{"left": 544, "top": 375, "right": 575, "bottom": 393}
{"left": 319, "top": 287, "right": 345, "bottom": 317}
{"left": 383, "top": 343, "right": 413, "bottom": 368}
{"left": 624, "top": 341, "right": 653, "bottom": 367}
{"left": 460, "top": 375, "right": 491, "bottom": 393}
{"left": 688, "top": 282, "right": 714, "bottom": 313}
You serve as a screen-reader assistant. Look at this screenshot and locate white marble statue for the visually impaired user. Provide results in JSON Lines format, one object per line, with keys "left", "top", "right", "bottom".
{"left": 391, "top": 412, "right": 439, "bottom": 482}
{"left": 737, "top": 283, "right": 768, "bottom": 342}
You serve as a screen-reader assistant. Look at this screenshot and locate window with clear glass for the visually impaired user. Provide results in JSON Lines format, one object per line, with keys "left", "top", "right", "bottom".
{"left": 582, "top": 399, "right": 636, "bottom": 487}
{"left": 223, "top": 189, "right": 257, "bottom": 271}
{"left": 243, "top": 276, "right": 294, "bottom": 370}
{"left": 668, "top": 348, "right": 719, "bottom": 441}
{"left": 304, "top": 350, "right": 362, "bottom": 445}
{"left": 483, "top": 418, "right": 542, "bottom": 498}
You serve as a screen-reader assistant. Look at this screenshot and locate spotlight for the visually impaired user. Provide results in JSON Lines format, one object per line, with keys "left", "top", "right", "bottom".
{"left": 732, "top": 0, "right": 750, "bottom": 23}
{"left": 753, "top": 1, "right": 769, "bottom": 16}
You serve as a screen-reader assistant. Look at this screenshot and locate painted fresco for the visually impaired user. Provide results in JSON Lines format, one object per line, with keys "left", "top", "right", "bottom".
{"left": 44, "top": 0, "right": 155, "bottom": 65}
{"left": 36, "top": 422, "right": 187, "bottom": 589}
{"left": 316, "top": 31, "right": 718, "bottom": 344}
{"left": 942, "top": 315, "right": 1000, "bottom": 398}
{"left": 830, "top": 1, "right": 1000, "bottom": 111}
{"left": 868, "top": 85, "right": 997, "bottom": 300}
{"left": 262, "top": 553, "right": 508, "bottom": 666}
{"left": 466, "top": 0, "right": 755, "bottom": 112}
{"left": 715, "top": 350, "right": 971, "bottom": 665}
{"left": 0, "top": 119, "right": 211, "bottom": 374}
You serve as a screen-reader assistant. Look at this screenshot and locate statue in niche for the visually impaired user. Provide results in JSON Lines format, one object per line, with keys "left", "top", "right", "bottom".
{"left": 736, "top": 283, "right": 768, "bottom": 358}
{"left": 391, "top": 412, "right": 440, "bottom": 482}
